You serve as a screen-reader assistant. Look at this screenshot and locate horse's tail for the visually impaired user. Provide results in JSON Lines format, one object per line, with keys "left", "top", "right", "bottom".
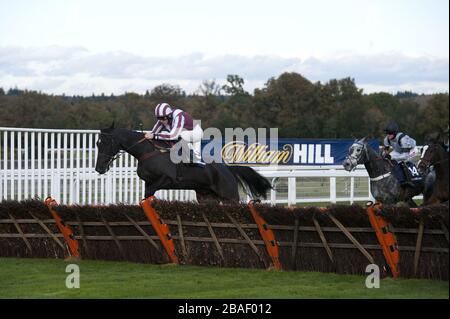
{"left": 227, "top": 165, "right": 272, "bottom": 199}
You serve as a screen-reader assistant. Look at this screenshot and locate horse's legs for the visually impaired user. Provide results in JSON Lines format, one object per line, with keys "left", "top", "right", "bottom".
{"left": 196, "top": 190, "right": 211, "bottom": 203}
{"left": 399, "top": 185, "right": 421, "bottom": 207}
{"left": 195, "top": 189, "right": 222, "bottom": 204}
{"left": 208, "top": 167, "right": 240, "bottom": 203}
{"left": 144, "top": 176, "right": 173, "bottom": 198}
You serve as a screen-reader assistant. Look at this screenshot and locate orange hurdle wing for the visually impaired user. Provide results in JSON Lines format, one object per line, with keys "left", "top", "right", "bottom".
{"left": 44, "top": 197, "right": 80, "bottom": 258}
{"left": 248, "top": 200, "right": 282, "bottom": 270}
{"left": 366, "top": 202, "right": 400, "bottom": 278}
{"left": 140, "top": 196, "right": 179, "bottom": 264}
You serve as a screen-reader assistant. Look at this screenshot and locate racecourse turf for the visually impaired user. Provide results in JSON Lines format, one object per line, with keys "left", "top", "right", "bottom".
{"left": 0, "top": 258, "right": 447, "bottom": 299}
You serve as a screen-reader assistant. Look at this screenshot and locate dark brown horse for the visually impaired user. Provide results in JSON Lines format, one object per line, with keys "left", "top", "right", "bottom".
{"left": 94, "top": 125, "right": 272, "bottom": 203}
{"left": 418, "top": 142, "right": 449, "bottom": 205}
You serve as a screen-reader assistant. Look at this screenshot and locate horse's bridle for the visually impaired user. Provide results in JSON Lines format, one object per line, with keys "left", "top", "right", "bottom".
{"left": 345, "top": 142, "right": 368, "bottom": 171}
{"left": 97, "top": 133, "right": 147, "bottom": 169}
{"left": 345, "top": 141, "right": 392, "bottom": 180}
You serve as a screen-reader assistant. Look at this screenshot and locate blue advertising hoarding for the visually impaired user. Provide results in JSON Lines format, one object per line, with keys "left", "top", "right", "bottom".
{"left": 201, "top": 138, "right": 380, "bottom": 166}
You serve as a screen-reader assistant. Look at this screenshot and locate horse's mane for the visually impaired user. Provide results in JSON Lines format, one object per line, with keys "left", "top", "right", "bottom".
{"left": 362, "top": 141, "right": 383, "bottom": 158}
{"left": 109, "top": 128, "right": 144, "bottom": 138}
{"left": 350, "top": 137, "right": 389, "bottom": 161}
{"left": 111, "top": 128, "right": 175, "bottom": 150}
{"left": 427, "top": 141, "right": 449, "bottom": 157}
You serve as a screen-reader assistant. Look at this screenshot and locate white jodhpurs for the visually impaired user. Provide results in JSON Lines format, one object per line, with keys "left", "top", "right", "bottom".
{"left": 179, "top": 125, "right": 204, "bottom": 163}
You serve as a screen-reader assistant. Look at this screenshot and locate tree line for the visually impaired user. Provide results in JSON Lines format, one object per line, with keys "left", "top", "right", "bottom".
{"left": 0, "top": 73, "right": 448, "bottom": 143}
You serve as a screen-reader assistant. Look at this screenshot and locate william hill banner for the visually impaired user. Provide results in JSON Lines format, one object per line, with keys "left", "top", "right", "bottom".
{"left": 201, "top": 138, "right": 380, "bottom": 166}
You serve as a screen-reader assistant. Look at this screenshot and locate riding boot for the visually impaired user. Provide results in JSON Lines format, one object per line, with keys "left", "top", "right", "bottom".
{"left": 188, "top": 162, "right": 206, "bottom": 168}
{"left": 400, "top": 162, "right": 415, "bottom": 187}
{"left": 189, "top": 149, "right": 206, "bottom": 168}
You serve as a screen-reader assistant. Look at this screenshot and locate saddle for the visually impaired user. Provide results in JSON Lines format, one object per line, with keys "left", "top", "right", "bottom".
{"left": 152, "top": 139, "right": 176, "bottom": 150}
{"left": 138, "top": 139, "right": 174, "bottom": 162}
{"left": 404, "top": 162, "right": 422, "bottom": 182}
{"left": 396, "top": 162, "right": 423, "bottom": 188}
{"left": 139, "top": 139, "right": 202, "bottom": 182}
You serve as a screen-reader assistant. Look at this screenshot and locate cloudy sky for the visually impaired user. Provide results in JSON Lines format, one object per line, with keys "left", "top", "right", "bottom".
{"left": 0, "top": 0, "right": 448, "bottom": 95}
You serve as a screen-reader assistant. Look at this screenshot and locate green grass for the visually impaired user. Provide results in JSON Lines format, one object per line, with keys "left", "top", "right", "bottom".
{"left": 0, "top": 258, "right": 447, "bottom": 299}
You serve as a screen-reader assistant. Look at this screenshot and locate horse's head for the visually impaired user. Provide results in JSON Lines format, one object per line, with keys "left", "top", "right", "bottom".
{"left": 95, "top": 123, "right": 121, "bottom": 174}
{"left": 343, "top": 137, "right": 368, "bottom": 171}
{"left": 424, "top": 132, "right": 441, "bottom": 145}
{"left": 418, "top": 143, "right": 444, "bottom": 175}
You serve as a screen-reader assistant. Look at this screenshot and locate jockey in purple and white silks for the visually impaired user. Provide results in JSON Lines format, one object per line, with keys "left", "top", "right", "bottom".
{"left": 145, "top": 102, "right": 205, "bottom": 166}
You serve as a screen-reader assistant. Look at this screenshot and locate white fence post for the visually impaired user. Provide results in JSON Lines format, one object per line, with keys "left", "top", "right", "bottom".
{"left": 17, "top": 131, "right": 22, "bottom": 201}
{"left": 10, "top": 131, "right": 15, "bottom": 200}
{"left": 288, "top": 177, "right": 296, "bottom": 207}
{"left": 105, "top": 174, "right": 112, "bottom": 204}
{"left": 2, "top": 131, "right": 7, "bottom": 200}
{"left": 329, "top": 169, "right": 337, "bottom": 204}
{"left": 31, "top": 132, "right": 35, "bottom": 199}
{"left": 37, "top": 132, "right": 42, "bottom": 199}
{"left": 350, "top": 177, "right": 355, "bottom": 204}
{"left": 51, "top": 173, "right": 60, "bottom": 203}
{"left": 368, "top": 180, "right": 375, "bottom": 202}
{"left": 270, "top": 178, "right": 277, "bottom": 205}
{"left": 24, "top": 132, "right": 28, "bottom": 200}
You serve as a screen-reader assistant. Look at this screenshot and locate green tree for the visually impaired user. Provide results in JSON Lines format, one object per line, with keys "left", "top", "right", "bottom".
{"left": 222, "top": 74, "right": 247, "bottom": 95}
{"left": 417, "top": 94, "right": 449, "bottom": 141}
{"left": 316, "top": 77, "right": 364, "bottom": 138}
{"left": 150, "top": 84, "right": 186, "bottom": 105}
{"left": 253, "top": 72, "right": 317, "bottom": 137}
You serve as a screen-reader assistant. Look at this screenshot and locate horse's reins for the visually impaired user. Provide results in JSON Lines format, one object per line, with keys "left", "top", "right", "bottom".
{"left": 419, "top": 157, "right": 449, "bottom": 169}
{"left": 99, "top": 134, "right": 171, "bottom": 168}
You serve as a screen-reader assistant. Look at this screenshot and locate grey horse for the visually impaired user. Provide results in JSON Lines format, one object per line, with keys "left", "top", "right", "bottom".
{"left": 342, "top": 137, "right": 424, "bottom": 207}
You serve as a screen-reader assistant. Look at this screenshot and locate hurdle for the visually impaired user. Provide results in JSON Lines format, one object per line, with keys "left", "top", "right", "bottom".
{"left": 44, "top": 197, "right": 80, "bottom": 259}
{"left": 140, "top": 196, "right": 179, "bottom": 264}
{"left": 248, "top": 200, "right": 282, "bottom": 270}
{"left": 366, "top": 202, "right": 400, "bottom": 278}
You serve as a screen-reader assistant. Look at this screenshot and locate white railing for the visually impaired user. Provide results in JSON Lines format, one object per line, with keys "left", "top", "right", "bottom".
{"left": 254, "top": 167, "right": 373, "bottom": 205}
{"left": 0, "top": 127, "right": 197, "bottom": 205}
{"left": 0, "top": 127, "right": 420, "bottom": 206}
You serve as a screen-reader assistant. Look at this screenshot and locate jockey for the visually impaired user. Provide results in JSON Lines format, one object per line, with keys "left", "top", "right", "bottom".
{"left": 382, "top": 121, "right": 419, "bottom": 187}
{"left": 145, "top": 102, "right": 205, "bottom": 167}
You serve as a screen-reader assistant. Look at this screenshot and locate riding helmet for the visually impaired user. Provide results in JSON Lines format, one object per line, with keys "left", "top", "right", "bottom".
{"left": 384, "top": 121, "right": 399, "bottom": 134}
{"left": 155, "top": 103, "right": 173, "bottom": 118}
